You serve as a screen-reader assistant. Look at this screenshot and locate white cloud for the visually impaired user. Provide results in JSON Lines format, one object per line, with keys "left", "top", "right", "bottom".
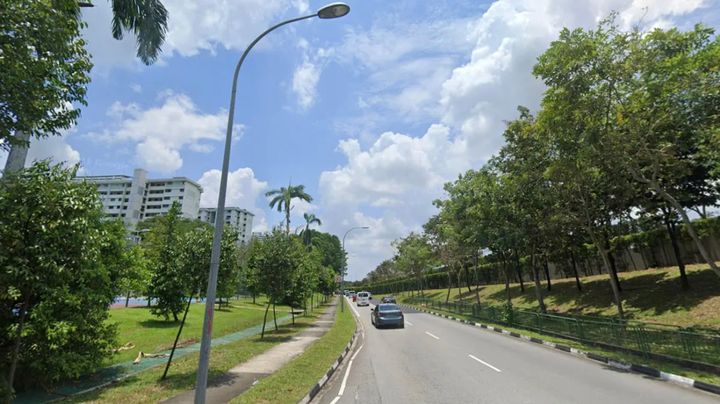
{"left": 1, "top": 133, "right": 81, "bottom": 173}
{"left": 292, "top": 60, "right": 321, "bottom": 110}
{"left": 87, "top": 92, "right": 238, "bottom": 173}
{"left": 197, "top": 167, "right": 269, "bottom": 232}
{"left": 130, "top": 84, "right": 142, "bottom": 93}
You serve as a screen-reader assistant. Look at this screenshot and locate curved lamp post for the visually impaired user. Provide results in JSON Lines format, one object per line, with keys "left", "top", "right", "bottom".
{"left": 194, "top": 4, "right": 350, "bottom": 402}
{"left": 340, "top": 226, "right": 369, "bottom": 312}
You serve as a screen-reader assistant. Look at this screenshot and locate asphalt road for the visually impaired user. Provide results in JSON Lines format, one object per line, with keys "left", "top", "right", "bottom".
{"left": 316, "top": 298, "right": 717, "bottom": 404}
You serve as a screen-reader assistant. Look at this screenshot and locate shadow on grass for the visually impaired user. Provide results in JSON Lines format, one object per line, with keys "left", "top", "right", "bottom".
{"left": 468, "top": 268, "right": 720, "bottom": 322}
{"left": 139, "top": 319, "right": 182, "bottom": 328}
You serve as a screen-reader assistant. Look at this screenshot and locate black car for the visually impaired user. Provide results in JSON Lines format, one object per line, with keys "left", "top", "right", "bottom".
{"left": 371, "top": 303, "right": 404, "bottom": 328}
{"left": 381, "top": 296, "right": 396, "bottom": 304}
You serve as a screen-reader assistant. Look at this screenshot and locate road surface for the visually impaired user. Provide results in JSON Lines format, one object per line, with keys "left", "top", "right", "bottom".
{"left": 317, "top": 298, "right": 717, "bottom": 404}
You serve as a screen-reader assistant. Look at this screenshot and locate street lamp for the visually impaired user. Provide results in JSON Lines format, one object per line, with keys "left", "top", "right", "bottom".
{"left": 194, "top": 4, "right": 350, "bottom": 402}
{"left": 340, "top": 226, "right": 369, "bottom": 312}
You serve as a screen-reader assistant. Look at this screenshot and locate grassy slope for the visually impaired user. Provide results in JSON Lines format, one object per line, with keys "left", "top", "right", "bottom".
{"left": 108, "top": 297, "right": 292, "bottom": 365}
{"left": 233, "top": 299, "right": 355, "bottom": 404}
{"left": 70, "top": 302, "right": 327, "bottom": 403}
{"left": 398, "top": 264, "right": 720, "bottom": 328}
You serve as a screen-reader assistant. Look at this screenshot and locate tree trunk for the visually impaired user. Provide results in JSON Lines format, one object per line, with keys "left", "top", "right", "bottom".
{"left": 8, "top": 295, "right": 30, "bottom": 392}
{"left": 446, "top": 268, "right": 452, "bottom": 303}
{"left": 513, "top": 250, "right": 525, "bottom": 292}
{"left": 463, "top": 263, "right": 472, "bottom": 293}
{"left": 665, "top": 218, "right": 690, "bottom": 290}
{"left": 261, "top": 302, "right": 271, "bottom": 338}
{"left": 543, "top": 257, "right": 552, "bottom": 291}
{"left": 162, "top": 296, "right": 192, "bottom": 379}
{"left": 125, "top": 292, "right": 131, "bottom": 307}
{"left": 569, "top": 250, "right": 583, "bottom": 292}
{"left": 272, "top": 303, "right": 278, "bottom": 331}
{"left": 603, "top": 232, "right": 622, "bottom": 292}
{"left": 625, "top": 245, "right": 639, "bottom": 271}
{"left": 291, "top": 306, "right": 295, "bottom": 325}
{"left": 635, "top": 173, "right": 720, "bottom": 279}
{"left": 456, "top": 270, "right": 462, "bottom": 297}
{"left": 473, "top": 254, "right": 481, "bottom": 306}
{"left": 503, "top": 264, "right": 512, "bottom": 305}
{"left": 252, "top": 293, "right": 256, "bottom": 304}
{"left": 530, "top": 251, "right": 547, "bottom": 313}
{"left": 285, "top": 206, "right": 291, "bottom": 235}
{"left": 588, "top": 228, "right": 624, "bottom": 319}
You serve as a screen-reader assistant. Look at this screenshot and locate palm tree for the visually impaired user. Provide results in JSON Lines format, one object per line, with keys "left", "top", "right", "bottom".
{"left": 265, "top": 184, "right": 313, "bottom": 234}
{"left": 108, "top": 0, "right": 169, "bottom": 65}
{"left": 301, "top": 213, "right": 322, "bottom": 245}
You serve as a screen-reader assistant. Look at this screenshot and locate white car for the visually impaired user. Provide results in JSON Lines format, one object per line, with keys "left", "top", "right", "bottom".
{"left": 356, "top": 291, "right": 370, "bottom": 306}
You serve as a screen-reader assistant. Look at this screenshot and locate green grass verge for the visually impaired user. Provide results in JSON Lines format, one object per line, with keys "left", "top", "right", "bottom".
{"left": 232, "top": 299, "right": 356, "bottom": 404}
{"left": 108, "top": 297, "right": 293, "bottom": 365}
{"left": 68, "top": 308, "right": 327, "bottom": 403}
{"left": 395, "top": 264, "right": 720, "bottom": 328}
{"left": 404, "top": 302, "right": 720, "bottom": 386}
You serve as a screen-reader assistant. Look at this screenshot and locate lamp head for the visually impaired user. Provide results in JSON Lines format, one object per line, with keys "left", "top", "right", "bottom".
{"left": 317, "top": 2, "right": 350, "bottom": 19}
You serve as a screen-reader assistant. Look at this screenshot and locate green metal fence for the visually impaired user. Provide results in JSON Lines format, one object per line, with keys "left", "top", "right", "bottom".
{"left": 412, "top": 297, "right": 720, "bottom": 367}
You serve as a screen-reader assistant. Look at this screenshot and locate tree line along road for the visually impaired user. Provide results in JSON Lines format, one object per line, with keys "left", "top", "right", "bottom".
{"left": 316, "top": 299, "right": 717, "bottom": 404}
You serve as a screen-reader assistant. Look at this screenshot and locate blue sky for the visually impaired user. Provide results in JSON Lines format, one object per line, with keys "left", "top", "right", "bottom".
{"left": 2, "top": 0, "right": 719, "bottom": 280}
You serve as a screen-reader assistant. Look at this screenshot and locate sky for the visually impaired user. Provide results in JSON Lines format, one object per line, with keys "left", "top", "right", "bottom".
{"left": 2, "top": 0, "right": 719, "bottom": 280}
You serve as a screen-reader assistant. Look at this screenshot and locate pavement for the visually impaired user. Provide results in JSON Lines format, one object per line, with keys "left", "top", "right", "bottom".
{"left": 316, "top": 298, "right": 718, "bottom": 404}
{"left": 163, "top": 300, "right": 337, "bottom": 404}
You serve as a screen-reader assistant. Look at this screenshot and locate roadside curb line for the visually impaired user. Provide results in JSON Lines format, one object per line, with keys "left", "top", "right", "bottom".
{"left": 400, "top": 303, "right": 720, "bottom": 397}
{"left": 298, "top": 303, "right": 360, "bottom": 404}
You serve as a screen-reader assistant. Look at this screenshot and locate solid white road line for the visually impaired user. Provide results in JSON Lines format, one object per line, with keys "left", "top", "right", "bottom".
{"left": 338, "top": 344, "right": 364, "bottom": 395}
{"left": 327, "top": 300, "right": 365, "bottom": 404}
{"left": 405, "top": 320, "right": 414, "bottom": 326}
{"left": 468, "top": 354, "right": 502, "bottom": 372}
{"left": 425, "top": 331, "right": 440, "bottom": 340}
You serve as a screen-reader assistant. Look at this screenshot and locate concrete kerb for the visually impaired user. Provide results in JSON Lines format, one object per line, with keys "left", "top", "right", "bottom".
{"left": 400, "top": 303, "right": 720, "bottom": 397}
{"left": 298, "top": 302, "right": 361, "bottom": 404}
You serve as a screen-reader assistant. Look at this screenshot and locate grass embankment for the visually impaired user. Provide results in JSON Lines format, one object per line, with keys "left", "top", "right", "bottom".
{"left": 398, "top": 264, "right": 720, "bottom": 328}
{"left": 70, "top": 301, "right": 329, "bottom": 403}
{"left": 108, "top": 297, "right": 293, "bottom": 365}
{"left": 233, "top": 299, "right": 356, "bottom": 404}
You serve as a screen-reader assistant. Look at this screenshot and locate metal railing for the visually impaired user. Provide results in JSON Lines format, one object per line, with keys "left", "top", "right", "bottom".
{"left": 410, "top": 297, "right": 720, "bottom": 367}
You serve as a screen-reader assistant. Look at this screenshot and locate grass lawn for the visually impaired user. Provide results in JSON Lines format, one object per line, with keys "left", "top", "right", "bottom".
{"left": 397, "top": 264, "right": 720, "bottom": 328}
{"left": 404, "top": 302, "right": 720, "bottom": 386}
{"left": 232, "top": 298, "right": 356, "bottom": 404}
{"left": 68, "top": 307, "right": 328, "bottom": 403}
{"left": 108, "top": 297, "right": 294, "bottom": 365}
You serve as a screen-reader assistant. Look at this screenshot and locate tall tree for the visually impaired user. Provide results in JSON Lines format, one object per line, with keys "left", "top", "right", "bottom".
{"left": 1, "top": 0, "right": 91, "bottom": 151}
{"left": 265, "top": 184, "right": 313, "bottom": 234}
{"left": 0, "top": 162, "right": 117, "bottom": 398}
{"left": 301, "top": 213, "right": 322, "bottom": 246}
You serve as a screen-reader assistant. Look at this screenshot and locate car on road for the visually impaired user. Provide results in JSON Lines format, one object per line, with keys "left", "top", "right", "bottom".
{"left": 381, "top": 295, "right": 396, "bottom": 303}
{"left": 371, "top": 303, "right": 404, "bottom": 328}
{"left": 356, "top": 291, "right": 370, "bottom": 306}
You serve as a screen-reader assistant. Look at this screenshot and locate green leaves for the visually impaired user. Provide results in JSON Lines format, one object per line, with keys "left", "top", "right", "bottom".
{"left": 0, "top": 0, "right": 91, "bottom": 148}
{"left": 0, "top": 162, "right": 116, "bottom": 394}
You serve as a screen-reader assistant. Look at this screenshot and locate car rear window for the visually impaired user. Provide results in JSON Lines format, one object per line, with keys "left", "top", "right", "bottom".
{"left": 358, "top": 292, "right": 369, "bottom": 297}
{"left": 378, "top": 304, "right": 399, "bottom": 312}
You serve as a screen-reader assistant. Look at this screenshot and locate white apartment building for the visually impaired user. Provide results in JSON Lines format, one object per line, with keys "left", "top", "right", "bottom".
{"left": 198, "top": 207, "right": 254, "bottom": 245}
{"left": 78, "top": 168, "right": 202, "bottom": 228}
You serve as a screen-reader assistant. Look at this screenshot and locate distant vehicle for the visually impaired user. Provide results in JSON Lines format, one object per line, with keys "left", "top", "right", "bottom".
{"left": 371, "top": 303, "right": 404, "bottom": 328}
{"left": 356, "top": 291, "right": 370, "bottom": 306}
{"left": 381, "top": 296, "right": 396, "bottom": 304}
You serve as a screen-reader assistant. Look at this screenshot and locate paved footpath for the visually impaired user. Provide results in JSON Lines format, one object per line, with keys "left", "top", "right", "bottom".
{"left": 164, "top": 300, "right": 337, "bottom": 403}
